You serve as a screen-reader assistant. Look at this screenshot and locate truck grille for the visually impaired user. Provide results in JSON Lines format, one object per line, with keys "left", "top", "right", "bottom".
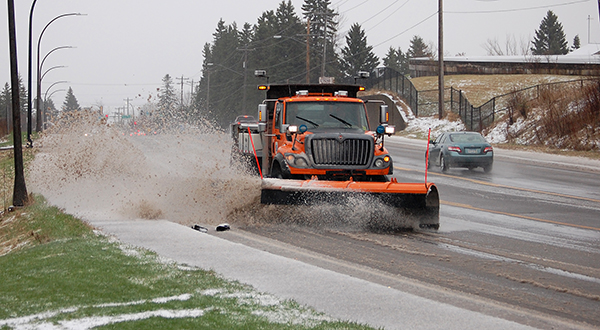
{"left": 311, "top": 137, "right": 372, "bottom": 166}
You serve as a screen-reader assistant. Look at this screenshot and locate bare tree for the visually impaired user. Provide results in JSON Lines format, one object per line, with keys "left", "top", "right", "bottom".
{"left": 483, "top": 34, "right": 531, "bottom": 56}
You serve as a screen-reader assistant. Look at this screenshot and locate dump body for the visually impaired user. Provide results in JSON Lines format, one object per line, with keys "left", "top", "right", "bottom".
{"left": 231, "top": 83, "right": 440, "bottom": 230}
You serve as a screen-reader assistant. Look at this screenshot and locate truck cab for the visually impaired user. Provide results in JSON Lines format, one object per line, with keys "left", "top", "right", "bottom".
{"left": 257, "top": 84, "right": 395, "bottom": 182}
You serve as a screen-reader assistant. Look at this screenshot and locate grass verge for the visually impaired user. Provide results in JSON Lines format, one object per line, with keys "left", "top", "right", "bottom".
{"left": 0, "top": 196, "right": 374, "bottom": 329}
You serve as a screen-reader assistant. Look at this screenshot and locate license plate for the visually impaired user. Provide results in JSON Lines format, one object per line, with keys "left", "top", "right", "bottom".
{"left": 465, "top": 148, "right": 480, "bottom": 154}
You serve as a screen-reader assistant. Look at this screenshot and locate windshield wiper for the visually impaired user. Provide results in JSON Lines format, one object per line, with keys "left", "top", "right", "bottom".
{"left": 329, "top": 114, "right": 353, "bottom": 127}
{"left": 296, "top": 115, "right": 319, "bottom": 127}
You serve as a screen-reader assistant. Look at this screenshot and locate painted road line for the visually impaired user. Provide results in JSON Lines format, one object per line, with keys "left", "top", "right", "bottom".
{"left": 395, "top": 166, "right": 600, "bottom": 204}
{"left": 441, "top": 200, "right": 600, "bottom": 231}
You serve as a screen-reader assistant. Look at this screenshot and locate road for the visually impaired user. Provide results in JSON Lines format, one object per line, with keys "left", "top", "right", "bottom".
{"left": 226, "top": 136, "right": 600, "bottom": 329}
{"left": 30, "top": 132, "right": 600, "bottom": 329}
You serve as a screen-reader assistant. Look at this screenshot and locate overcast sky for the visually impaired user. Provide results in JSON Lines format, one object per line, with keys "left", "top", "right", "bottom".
{"left": 2, "top": 0, "right": 599, "bottom": 113}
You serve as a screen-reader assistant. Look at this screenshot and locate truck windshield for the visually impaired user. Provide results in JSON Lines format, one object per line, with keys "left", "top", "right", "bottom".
{"left": 285, "top": 101, "right": 368, "bottom": 130}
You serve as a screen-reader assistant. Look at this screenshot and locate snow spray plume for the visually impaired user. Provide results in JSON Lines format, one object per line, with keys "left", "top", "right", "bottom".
{"left": 29, "top": 110, "right": 260, "bottom": 224}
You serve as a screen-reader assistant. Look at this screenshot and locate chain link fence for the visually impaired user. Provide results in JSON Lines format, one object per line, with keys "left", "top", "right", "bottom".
{"left": 358, "top": 67, "right": 599, "bottom": 132}
{"left": 360, "top": 67, "right": 420, "bottom": 116}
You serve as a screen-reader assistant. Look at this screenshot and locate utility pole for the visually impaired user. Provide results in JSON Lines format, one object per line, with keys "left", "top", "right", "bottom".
{"left": 305, "top": 19, "right": 311, "bottom": 83}
{"left": 314, "top": 11, "right": 336, "bottom": 79}
{"left": 237, "top": 45, "right": 255, "bottom": 111}
{"left": 438, "top": 0, "right": 444, "bottom": 120}
{"left": 589, "top": 15, "right": 592, "bottom": 44}
{"left": 176, "top": 75, "right": 189, "bottom": 110}
{"left": 7, "top": 0, "right": 28, "bottom": 206}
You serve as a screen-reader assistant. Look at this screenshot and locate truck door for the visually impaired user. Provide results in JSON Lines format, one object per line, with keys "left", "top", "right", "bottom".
{"left": 272, "top": 102, "right": 284, "bottom": 157}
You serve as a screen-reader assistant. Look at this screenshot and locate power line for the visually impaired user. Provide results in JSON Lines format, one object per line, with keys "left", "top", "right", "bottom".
{"left": 371, "top": 11, "right": 438, "bottom": 50}
{"left": 359, "top": 0, "right": 401, "bottom": 26}
{"left": 365, "top": 0, "right": 412, "bottom": 33}
{"left": 340, "top": 0, "right": 369, "bottom": 13}
{"left": 446, "top": 0, "right": 591, "bottom": 14}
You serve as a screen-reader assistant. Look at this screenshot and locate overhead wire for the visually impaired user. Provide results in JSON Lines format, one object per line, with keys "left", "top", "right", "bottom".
{"left": 365, "top": 0, "right": 412, "bottom": 32}
{"left": 447, "top": 0, "right": 591, "bottom": 14}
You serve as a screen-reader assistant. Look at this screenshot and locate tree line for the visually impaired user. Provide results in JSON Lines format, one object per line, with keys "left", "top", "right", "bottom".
{"left": 0, "top": 76, "right": 81, "bottom": 135}
{"left": 2, "top": 4, "right": 579, "bottom": 133}
{"left": 160, "top": 0, "right": 432, "bottom": 129}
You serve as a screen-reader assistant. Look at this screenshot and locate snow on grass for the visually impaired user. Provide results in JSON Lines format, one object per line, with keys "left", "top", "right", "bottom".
{"left": 375, "top": 91, "right": 466, "bottom": 140}
{"left": 0, "top": 289, "right": 334, "bottom": 329}
{"left": 401, "top": 114, "right": 466, "bottom": 140}
{"left": 0, "top": 308, "right": 208, "bottom": 330}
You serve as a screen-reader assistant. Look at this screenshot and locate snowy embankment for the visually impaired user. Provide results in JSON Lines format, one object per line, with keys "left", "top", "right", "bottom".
{"left": 378, "top": 92, "right": 466, "bottom": 140}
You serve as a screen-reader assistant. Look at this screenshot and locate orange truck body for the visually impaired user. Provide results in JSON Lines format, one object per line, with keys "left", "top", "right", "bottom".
{"left": 231, "top": 83, "right": 439, "bottom": 229}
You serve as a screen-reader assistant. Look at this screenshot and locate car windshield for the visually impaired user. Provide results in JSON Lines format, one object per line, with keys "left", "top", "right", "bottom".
{"left": 285, "top": 101, "right": 368, "bottom": 130}
{"left": 449, "top": 133, "right": 486, "bottom": 143}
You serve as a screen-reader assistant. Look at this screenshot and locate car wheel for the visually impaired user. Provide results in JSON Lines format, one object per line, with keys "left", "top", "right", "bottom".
{"left": 440, "top": 155, "right": 448, "bottom": 172}
{"left": 426, "top": 152, "right": 431, "bottom": 169}
{"left": 483, "top": 163, "right": 493, "bottom": 173}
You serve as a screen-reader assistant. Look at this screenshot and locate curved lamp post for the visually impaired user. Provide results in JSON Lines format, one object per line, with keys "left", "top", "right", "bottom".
{"left": 43, "top": 81, "right": 68, "bottom": 100}
{"left": 44, "top": 87, "right": 66, "bottom": 129}
{"left": 27, "top": 0, "right": 39, "bottom": 147}
{"left": 36, "top": 12, "right": 84, "bottom": 133}
{"left": 41, "top": 65, "right": 66, "bottom": 82}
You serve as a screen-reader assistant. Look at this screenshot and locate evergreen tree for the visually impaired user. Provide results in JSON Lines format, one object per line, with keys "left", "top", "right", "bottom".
{"left": 0, "top": 83, "right": 10, "bottom": 117}
{"left": 383, "top": 46, "right": 409, "bottom": 74}
{"left": 531, "top": 10, "right": 569, "bottom": 55}
{"left": 191, "top": 43, "right": 213, "bottom": 120}
{"left": 572, "top": 34, "right": 581, "bottom": 51}
{"left": 157, "top": 74, "right": 178, "bottom": 121}
{"left": 62, "top": 87, "right": 80, "bottom": 112}
{"left": 43, "top": 98, "right": 58, "bottom": 126}
{"left": 407, "top": 35, "right": 431, "bottom": 58}
{"left": 302, "top": 0, "right": 340, "bottom": 81}
{"left": 340, "top": 23, "right": 379, "bottom": 77}
{"left": 202, "top": 19, "right": 245, "bottom": 127}
{"left": 17, "top": 75, "right": 27, "bottom": 115}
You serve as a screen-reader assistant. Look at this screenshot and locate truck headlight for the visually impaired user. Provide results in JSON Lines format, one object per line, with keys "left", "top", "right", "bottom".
{"left": 374, "top": 156, "right": 391, "bottom": 168}
{"left": 284, "top": 154, "right": 309, "bottom": 168}
{"left": 295, "top": 158, "right": 308, "bottom": 167}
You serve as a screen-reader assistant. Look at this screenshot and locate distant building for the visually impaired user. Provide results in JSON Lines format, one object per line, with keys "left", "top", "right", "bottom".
{"left": 409, "top": 44, "right": 600, "bottom": 77}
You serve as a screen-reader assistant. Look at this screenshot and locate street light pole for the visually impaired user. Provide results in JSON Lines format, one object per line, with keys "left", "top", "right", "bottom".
{"left": 438, "top": 0, "right": 444, "bottom": 120}
{"left": 43, "top": 87, "right": 66, "bottom": 129}
{"left": 40, "top": 65, "right": 66, "bottom": 82}
{"left": 27, "top": 0, "right": 39, "bottom": 147}
{"left": 8, "top": 0, "right": 28, "bottom": 206}
{"left": 36, "top": 13, "right": 83, "bottom": 132}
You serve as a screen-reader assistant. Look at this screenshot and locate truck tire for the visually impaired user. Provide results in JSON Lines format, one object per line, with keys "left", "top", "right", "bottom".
{"left": 270, "top": 161, "right": 290, "bottom": 179}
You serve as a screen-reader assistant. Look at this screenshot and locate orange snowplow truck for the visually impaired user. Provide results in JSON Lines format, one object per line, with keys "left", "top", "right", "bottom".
{"left": 235, "top": 82, "right": 439, "bottom": 230}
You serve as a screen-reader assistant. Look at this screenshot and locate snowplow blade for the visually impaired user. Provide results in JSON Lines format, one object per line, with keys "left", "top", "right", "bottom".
{"left": 260, "top": 178, "right": 440, "bottom": 230}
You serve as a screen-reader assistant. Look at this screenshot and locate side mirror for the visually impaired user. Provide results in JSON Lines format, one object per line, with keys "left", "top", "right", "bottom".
{"left": 258, "top": 104, "right": 267, "bottom": 132}
{"left": 380, "top": 104, "right": 389, "bottom": 125}
{"left": 258, "top": 104, "right": 267, "bottom": 123}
